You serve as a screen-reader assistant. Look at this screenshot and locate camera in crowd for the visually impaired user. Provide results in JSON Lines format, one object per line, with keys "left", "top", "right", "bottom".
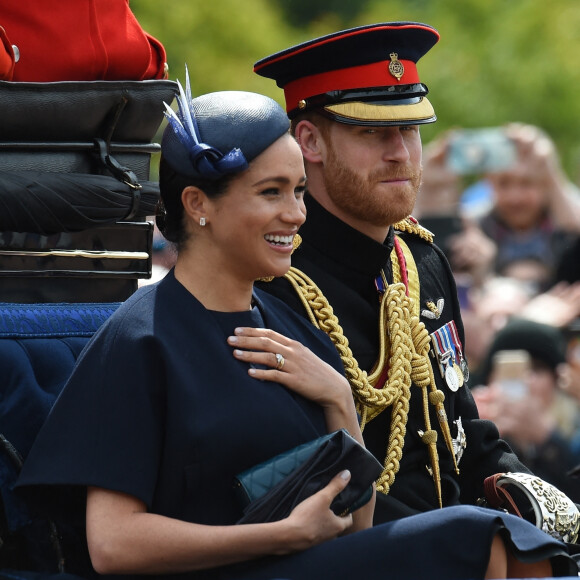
{"left": 447, "top": 127, "right": 517, "bottom": 174}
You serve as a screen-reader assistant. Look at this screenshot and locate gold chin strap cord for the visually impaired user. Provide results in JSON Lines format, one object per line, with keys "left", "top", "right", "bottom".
{"left": 284, "top": 223, "right": 457, "bottom": 507}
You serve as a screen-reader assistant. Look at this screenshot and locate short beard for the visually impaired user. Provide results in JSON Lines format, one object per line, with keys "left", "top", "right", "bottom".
{"left": 322, "top": 145, "right": 422, "bottom": 228}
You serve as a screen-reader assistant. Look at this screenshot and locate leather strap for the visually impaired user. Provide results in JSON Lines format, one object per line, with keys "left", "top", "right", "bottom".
{"left": 483, "top": 473, "right": 523, "bottom": 518}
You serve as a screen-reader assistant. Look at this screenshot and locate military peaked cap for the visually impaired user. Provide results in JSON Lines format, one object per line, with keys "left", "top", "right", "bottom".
{"left": 254, "top": 22, "right": 440, "bottom": 126}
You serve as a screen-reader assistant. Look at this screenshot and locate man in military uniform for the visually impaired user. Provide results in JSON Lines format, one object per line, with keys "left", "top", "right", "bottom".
{"left": 254, "top": 21, "right": 580, "bottom": 539}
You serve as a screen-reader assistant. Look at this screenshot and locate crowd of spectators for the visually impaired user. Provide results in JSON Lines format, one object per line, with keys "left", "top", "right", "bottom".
{"left": 417, "top": 122, "right": 580, "bottom": 496}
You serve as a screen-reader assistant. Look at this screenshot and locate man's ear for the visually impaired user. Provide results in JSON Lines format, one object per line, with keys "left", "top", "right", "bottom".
{"left": 181, "top": 186, "right": 208, "bottom": 225}
{"left": 294, "top": 120, "right": 326, "bottom": 164}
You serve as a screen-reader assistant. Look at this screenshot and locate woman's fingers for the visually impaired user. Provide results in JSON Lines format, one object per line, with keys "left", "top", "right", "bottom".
{"left": 227, "top": 326, "right": 350, "bottom": 408}
{"left": 228, "top": 327, "right": 291, "bottom": 351}
{"left": 227, "top": 327, "right": 299, "bottom": 370}
{"left": 231, "top": 347, "right": 288, "bottom": 372}
{"left": 234, "top": 326, "right": 290, "bottom": 343}
{"left": 291, "top": 470, "right": 353, "bottom": 522}
{"left": 324, "top": 469, "right": 352, "bottom": 505}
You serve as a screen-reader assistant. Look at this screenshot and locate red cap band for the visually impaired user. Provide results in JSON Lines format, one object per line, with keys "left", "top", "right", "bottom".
{"left": 283, "top": 59, "right": 418, "bottom": 112}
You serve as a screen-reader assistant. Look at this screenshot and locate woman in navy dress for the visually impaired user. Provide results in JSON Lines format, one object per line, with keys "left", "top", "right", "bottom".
{"left": 16, "top": 74, "right": 576, "bottom": 579}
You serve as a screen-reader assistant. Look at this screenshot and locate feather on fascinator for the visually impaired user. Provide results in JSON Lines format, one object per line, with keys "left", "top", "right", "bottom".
{"left": 162, "top": 68, "right": 248, "bottom": 179}
{"left": 161, "top": 68, "right": 290, "bottom": 180}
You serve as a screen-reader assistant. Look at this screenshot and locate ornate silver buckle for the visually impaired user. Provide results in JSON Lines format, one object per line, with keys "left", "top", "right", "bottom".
{"left": 496, "top": 472, "right": 580, "bottom": 543}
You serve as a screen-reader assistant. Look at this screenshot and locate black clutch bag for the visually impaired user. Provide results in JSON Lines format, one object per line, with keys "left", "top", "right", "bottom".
{"left": 234, "top": 429, "right": 383, "bottom": 524}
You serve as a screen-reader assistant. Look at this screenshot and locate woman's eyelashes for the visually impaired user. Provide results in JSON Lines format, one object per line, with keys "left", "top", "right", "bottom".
{"left": 259, "top": 184, "right": 306, "bottom": 198}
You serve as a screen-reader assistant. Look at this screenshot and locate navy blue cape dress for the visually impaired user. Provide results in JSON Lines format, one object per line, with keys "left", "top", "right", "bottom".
{"left": 16, "top": 271, "right": 576, "bottom": 579}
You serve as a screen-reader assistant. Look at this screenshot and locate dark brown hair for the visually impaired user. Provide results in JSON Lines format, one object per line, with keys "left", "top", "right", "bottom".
{"left": 157, "top": 156, "right": 235, "bottom": 250}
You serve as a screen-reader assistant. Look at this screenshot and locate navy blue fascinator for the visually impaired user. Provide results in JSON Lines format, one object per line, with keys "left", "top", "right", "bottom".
{"left": 161, "top": 69, "right": 290, "bottom": 180}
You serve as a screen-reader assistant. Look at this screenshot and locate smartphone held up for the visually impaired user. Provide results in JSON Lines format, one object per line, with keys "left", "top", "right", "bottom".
{"left": 447, "top": 128, "right": 517, "bottom": 175}
{"left": 491, "top": 349, "right": 531, "bottom": 400}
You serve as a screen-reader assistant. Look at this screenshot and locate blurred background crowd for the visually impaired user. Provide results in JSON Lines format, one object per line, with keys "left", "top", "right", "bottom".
{"left": 415, "top": 122, "right": 580, "bottom": 501}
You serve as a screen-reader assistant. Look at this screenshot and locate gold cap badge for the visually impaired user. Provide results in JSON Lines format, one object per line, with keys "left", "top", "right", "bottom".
{"left": 388, "top": 52, "right": 404, "bottom": 81}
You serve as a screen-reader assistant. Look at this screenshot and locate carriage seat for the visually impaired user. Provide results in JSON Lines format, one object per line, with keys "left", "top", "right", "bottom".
{"left": 0, "top": 302, "right": 120, "bottom": 578}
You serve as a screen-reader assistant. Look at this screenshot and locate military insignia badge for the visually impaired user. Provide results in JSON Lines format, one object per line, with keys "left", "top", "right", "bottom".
{"left": 388, "top": 52, "right": 404, "bottom": 80}
{"left": 421, "top": 298, "right": 444, "bottom": 320}
{"left": 452, "top": 417, "right": 467, "bottom": 465}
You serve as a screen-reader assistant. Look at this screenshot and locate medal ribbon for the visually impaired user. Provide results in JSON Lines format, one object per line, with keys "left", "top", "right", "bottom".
{"left": 431, "top": 323, "right": 458, "bottom": 376}
{"left": 448, "top": 320, "right": 464, "bottom": 360}
{"left": 448, "top": 319, "right": 469, "bottom": 382}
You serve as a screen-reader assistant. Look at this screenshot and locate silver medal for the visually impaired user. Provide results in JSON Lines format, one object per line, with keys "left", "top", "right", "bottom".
{"left": 445, "top": 364, "right": 460, "bottom": 392}
{"left": 460, "top": 358, "right": 470, "bottom": 383}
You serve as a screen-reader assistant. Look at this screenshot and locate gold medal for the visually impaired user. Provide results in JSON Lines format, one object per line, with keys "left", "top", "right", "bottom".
{"left": 453, "top": 363, "right": 464, "bottom": 388}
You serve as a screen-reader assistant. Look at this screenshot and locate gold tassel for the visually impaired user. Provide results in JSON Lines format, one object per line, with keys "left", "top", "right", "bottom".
{"left": 420, "top": 429, "right": 442, "bottom": 508}
{"left": 429, "top": 390, "right": 460, "bottom": 475}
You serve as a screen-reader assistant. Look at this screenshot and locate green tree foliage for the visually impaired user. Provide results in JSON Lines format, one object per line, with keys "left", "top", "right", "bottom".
{"left": 131, "top": 0, "right": 300, "bottom": 99}
{"left": 271, "top": 0, "right": 364, "bottom": 27}
{"left": 131, "top": 0, "right": 580, "bottom": 177}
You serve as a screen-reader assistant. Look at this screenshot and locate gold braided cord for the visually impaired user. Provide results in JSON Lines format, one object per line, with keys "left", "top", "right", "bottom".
{"left": 284, "top": 234, "right": 458, "bottom": 504}
{"left": 393, "top": 217, "right": 434, "bottom": 243}
{"left": 285, "top": 267, "right": 412, "bottom": 494}
{"left": 285, "top": 269, "right": 398, "bottom": 407}
{"left": 397, "top": 237, "right": 459, "bottom": 477}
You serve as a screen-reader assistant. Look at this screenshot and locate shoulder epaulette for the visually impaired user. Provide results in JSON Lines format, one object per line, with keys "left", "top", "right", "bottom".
{"left": 393, "top": 216, "right": 434, "bottom": 243}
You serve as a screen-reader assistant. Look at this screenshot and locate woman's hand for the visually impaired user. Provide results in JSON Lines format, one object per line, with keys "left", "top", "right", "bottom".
{"left": 228, "top": 327, "right": 352, "bottom": 411}
{"left": 504, "top": 123, "right": 564, "bottom": 187}
{"left": 503, "top": 122, "right": 580, "bottom": 232}
{"left": 228, "top": 327, "right": 375, "bottom": 531}
{"left": 276, "top": 470, "right": 356, "bottom": 553}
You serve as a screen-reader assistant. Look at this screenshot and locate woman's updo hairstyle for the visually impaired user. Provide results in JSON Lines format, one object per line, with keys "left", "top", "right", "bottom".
{"left": 157, "top": 69, "right": 290, "bottom": 246}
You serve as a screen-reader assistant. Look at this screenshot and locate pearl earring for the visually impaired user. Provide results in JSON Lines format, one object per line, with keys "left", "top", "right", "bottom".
{"left": 199, "top": 217, "right": 206, "bottom": 226}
